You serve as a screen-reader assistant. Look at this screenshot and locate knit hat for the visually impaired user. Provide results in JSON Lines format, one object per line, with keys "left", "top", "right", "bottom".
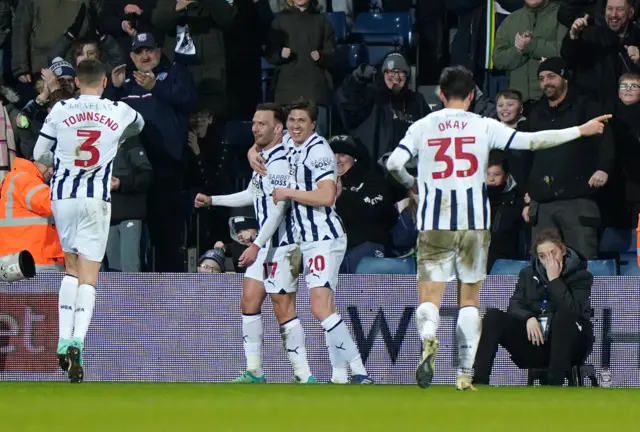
{"left": 329, "top": 135, "right": 361, "bottom": 160}
{"left": 50, "top": 57, "right": 76, "bottom": 78}
{"left": 382, "top": 52, "right": 410, "bottom": 74}
{"left": 537, "top": 57, "right": 569, "bottom": 79}
{"left": 198, "top": 247, "right": 226, "bottom": 272}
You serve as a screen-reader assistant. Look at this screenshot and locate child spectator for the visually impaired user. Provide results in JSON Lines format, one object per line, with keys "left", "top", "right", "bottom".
{"left": 487, "top": 150, "right": 525, "bottom": 271}
{"left": 496, "top": 88, "right": 525, "bottom": 129}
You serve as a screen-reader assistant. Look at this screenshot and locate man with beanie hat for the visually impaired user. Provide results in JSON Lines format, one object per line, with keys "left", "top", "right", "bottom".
{"left": 336, "top": 50, "right": 430, "bottom": 182}
{"left": 49, "top": 57, "right": 77, "bottom": 94}
{"left": 329, "top": 134, "right": 397, "bottom": 273}
{"left": 521, "top": 57, "right": 615, "bottom": 258}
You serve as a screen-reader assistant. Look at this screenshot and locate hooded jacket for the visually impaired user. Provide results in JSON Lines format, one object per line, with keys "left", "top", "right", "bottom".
{"left": 508, "top": 247, "right": 594, "bottom": 341}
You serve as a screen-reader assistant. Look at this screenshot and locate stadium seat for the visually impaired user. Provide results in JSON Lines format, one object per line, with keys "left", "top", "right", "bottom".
{"left": 489, "top": 259, "right": 528, "bottom": 276}
{"left": 587, "top": 259, "right": 617, "bottom": 276}
{"left": 619, "top": 252, "right": 640, "bottom": 275}
{"left": 350, "top": 33, "right": 404, "bottom": 46}
{"left": 363, "top": 45, "right": 398, "bottom": 66}
{"left": 332, "top": 43, "right": 368, "bottom": 71}
{"left": 326, "top": 12, "right": 347, "bottom": 41}
{"left": 355, "top": 257, "right": 416, "bottom": 275}
{"left": 599, "top": 228, "right": 636, "bottom": 254}
{"left": 351, "top": 12, "right": 413, "bottom": 46}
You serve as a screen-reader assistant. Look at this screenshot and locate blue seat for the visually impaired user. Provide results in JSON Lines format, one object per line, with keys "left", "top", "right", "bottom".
{"left": 599, "top": 228, "right": 635, "bottom": 254}
{"left": 355, "top": 257, "right": 416, "bottom": 275}
{"left": 489, "top": 259, "right": 528, "bottom": 276}
{"left": 350, "top": 33, "right": 404, "bottom": 46}
{"left": 332, "top": 43, "right": 368, "bottom": 71}
{"left": 326, "top": 12, "right": 347, "bottom": 41}
{"left": 351, "top": 12, "right": 413, "bottom": 46}
{"left": 364, "top": 45, "right": 397, "bottom": 67}
{"left": 619, "top": 252, "right": 640, "bottom": 275}
{"left": 587, "top": 259, "right": 617, "bottom": 276}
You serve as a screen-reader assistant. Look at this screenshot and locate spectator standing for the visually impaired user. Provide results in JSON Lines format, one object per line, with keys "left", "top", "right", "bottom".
{"left": 106, "top": 32, "right": 197, "bottom": 272}
{"left": 106, "top": 136, "right": 152, "bottom": 272}
{"left": 152, "top": 0, "right": 236, "bottom": 117}
{"left": 330, "top": 135, "right": 397, "bottom": 273}
{"left": 492, "top": 0, "right": 567, "bottom": 107}
{"left": 100, "top": 0, "right": 158, "bottom": 57}
{"left": 522, "top": 57, "right": 614, "bottom": 259}
{"left": 335, "top": 52, "right": 430, "bottom": 169}
{"left": 265, "top": 0, "right": 335, "bottom": 108}
{"left": 486, "top": 150, "right": 525, "bottom": 271}
{"left": 11, "top": 0, "right": 94, "bottom": 84}
{"left": 0, "top": 1, "right": 12, "bottom": 80}
{"left": 224, "top": 0, "right": 273, "bottom": 120}
{"left": 473, "top": 229, "right": 594, "bottom": 386}
{"left": 561, "top": 0, "right": 640, "bottom": 109}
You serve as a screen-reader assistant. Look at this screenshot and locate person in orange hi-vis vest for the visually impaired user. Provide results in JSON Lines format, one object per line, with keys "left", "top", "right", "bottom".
{"left": 0, "top": 152, "right": 64, "bottom": 271}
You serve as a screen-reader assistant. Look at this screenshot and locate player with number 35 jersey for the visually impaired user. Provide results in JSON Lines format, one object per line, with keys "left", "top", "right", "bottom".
{"left": 33, "top": 59, "right": 144, "bottom": 384}
{"left": 386, "top": 65, "right": 611, "bottom": 392}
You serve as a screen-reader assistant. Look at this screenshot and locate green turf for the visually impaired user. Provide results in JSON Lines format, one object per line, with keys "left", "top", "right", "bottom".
{"left": 0, "top": 383, "right": 635, "bottom": 431}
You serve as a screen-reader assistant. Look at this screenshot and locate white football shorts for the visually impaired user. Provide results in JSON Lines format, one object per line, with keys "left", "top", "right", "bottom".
{"left": 417, "top": 230, "right": 491, "bottom": 283}
{"left": 245, "top": 244, "right": 302, "bottom": 294}
{"left": 52, "top": 198, "right": 111, "bottom": 263}
{"left": 300, "top": 235, "right": 347, "bottom": 291}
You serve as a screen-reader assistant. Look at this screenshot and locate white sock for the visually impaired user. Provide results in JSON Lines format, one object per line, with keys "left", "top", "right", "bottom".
{"left": 416, "top": 302, "right": 440, "bottom": 342}
{"left": 58, "top": 275, "right": 78, "bottom": 340}
{"left": 242, "top": 313, "right": 263, "bottom": 377}
{"left": 72, "top": 284, "right": 96, "bottom": 343}
{"left": 324, "top": 330, "right": 348, "bottom": 383}
{"left": 280, "top": 317, "right": 312, "bottom": 381}
{"left": 321, "top": 313, "right": 368, "bottom": 377}
{"left": 456, "top": 306, "right": 481, "bottom": 376}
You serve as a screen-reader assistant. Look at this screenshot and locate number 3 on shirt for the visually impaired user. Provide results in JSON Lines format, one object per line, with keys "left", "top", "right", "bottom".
{"left": 428, "top": 137, "right": 478, "bottom": 179}
{"left": 74, "top": 129, "right": 101, "bottom": 168}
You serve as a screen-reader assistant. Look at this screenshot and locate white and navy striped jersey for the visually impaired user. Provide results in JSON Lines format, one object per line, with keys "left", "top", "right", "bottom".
{"left": 34, "top": 95, "right": 144, "bottom": 202}
{"left": 252, "top": 144, "right": 296, "bottom": 247}
{"left": 285, "top": 133, "right": 346, "bottom": 243}
{"left": 399, "top": 108, "right": 517, "bottom": 231}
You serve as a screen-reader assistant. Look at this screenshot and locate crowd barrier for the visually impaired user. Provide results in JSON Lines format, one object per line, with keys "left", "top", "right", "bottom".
{"left": 1, "top": 274, "right": 639, "bottom": 387}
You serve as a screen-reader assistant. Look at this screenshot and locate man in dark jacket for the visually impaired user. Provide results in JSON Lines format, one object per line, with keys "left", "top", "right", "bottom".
{"left": 560, "top": 0, "right": 640, "bottom": 109}
{"left": 100, "top": 0, "right": 158, "bottom": 57}
{"left": 473, "top": 230, "right": 594, "bottom": 386}
{"left": 330, "top": 135, "right": 397, "bottom": 273}
{"left": 152, "top": 0, "right": 236, "bottom": 117}
{"left": 522, "top": 57, "right": 614, "bottom": 258}
{"left": 106, "top": 136, "right": 152, "bottom": 272}
{"left": 335, "top": 52, "right": 431, "bottom": 170}
{"left": 105, "top": 32, "right": 197, "bottom": 272}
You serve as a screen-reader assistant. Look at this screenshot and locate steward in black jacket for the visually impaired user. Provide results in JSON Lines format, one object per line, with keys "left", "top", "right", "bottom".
{"left": 474, "top": 233, "right": 594, "bottom": 386}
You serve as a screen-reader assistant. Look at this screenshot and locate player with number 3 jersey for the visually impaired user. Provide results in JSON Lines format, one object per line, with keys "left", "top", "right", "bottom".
{"left": 386, "top": 65, "right": 611, "bottom": 391}
{"left": 33, "top": 60, "right": 144, "bottom": 383}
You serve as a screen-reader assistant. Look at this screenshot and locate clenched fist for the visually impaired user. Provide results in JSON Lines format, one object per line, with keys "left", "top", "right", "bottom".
{"left": 194, "top": 193, "right": 212, "bottom": 208}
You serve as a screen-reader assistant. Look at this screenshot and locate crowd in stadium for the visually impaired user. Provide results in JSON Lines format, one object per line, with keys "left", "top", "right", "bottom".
{"left": 0, "top": 0, "right": 639, "bottom": 277}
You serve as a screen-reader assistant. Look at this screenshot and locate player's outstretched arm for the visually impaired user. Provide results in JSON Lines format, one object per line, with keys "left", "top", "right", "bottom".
{"left": 507, "top": 114, "right": 612, "bottom": 151}
{"left": 277, "top": 179, "right": 336, "bottom": 207}
{"left": 194, "top": 186, "right": 253, "bottom": 209}
{"left": 386, "top": 146, "right": 415, "bottom": 189}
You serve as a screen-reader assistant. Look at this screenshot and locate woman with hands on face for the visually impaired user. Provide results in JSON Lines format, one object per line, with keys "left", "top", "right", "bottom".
{"left": 472, "top": 229, "right": 594, "bottom": 386}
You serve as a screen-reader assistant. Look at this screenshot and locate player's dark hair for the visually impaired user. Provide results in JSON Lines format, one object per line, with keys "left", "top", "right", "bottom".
{"left": 488, "top": 150, "right": 509, "bottom": 174}
{"left": 532, "top": 228, "right": 565, "bottom": 255}
{"left": 286, "top": 99, "right": 318, "bottom": 123}
{"left": 496, "top": 88, "right": 523, "bottom": 103}
{"left": 48, "top": 88, "right": 74, "bottom": 107}
{"left": 256, "top": 103, "right": 286, "bottom": 125}
{"left": 76, "top": 59, "right": 106, "bottom": 86}
{"left": 438, "top": 66, "right": 475, "bottom": 102}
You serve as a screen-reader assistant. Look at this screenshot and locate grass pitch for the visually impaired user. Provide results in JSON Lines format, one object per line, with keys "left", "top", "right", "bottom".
{"left": 0, "top": 383, "right": 635, "bottom": 431}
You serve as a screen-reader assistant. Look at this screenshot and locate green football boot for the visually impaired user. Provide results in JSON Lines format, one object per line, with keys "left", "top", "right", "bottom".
{"left": 229, "top": 371, "right": 266, "bottom": 383}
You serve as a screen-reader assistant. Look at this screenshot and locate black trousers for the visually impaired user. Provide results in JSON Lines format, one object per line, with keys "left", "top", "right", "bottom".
{"left": 473, "top": 308, "right": 592, "bottom": 386}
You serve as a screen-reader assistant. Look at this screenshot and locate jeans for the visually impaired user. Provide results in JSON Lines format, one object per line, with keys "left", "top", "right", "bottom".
{"left": 106, "top": 220, "right": 143, "bottom": 272}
